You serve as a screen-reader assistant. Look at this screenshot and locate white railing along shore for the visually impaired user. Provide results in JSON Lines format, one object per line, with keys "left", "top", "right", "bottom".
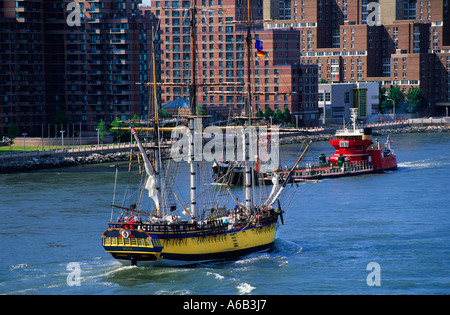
{"left": 1, "top": 117, "right": 449, "bottom": 163}
{"left": 0, "top": 141, "right": 137, "bottom": 162}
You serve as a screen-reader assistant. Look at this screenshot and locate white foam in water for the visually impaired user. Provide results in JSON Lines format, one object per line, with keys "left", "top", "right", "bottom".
{"left": 237, "top": 282, "right": 255, "bottom": 295}
{"left": 100, "top": 265, "right": 136, "bottom": 278}
{"left": 235, "top": 254, "right": 270, "bottom": 265}
{"left": 9, "top": 263, "right": 30, "bottom": 270}
{"left": 398, "top": 160, "right": 432, "bottom": 169}
{"left": 206, "top": 272, "right": 225, "bottom": 280}
{"left": 398, "top": 159, "right": 450, "bottom": 170}
{"left": 156, "top": 289, "right": 191, "bottom": 295}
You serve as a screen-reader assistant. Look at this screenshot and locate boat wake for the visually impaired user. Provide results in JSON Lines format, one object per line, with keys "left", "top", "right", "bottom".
{"left": 200, "top": 239, "right": 302, "bottom": 294}
{"left": 205, "top": 270, "right": 256, "bottom": 295}
{"left": 272, "top": 239, "right": 303, "bottom": 256}
{"left": 74, "top": 240, "right": 303, "bottom": 294}
{"left": 398, "top": 158, "right": 450, "bottom": 170}
{"left": 236, "top": 282, "right": 256, "bottom": 295}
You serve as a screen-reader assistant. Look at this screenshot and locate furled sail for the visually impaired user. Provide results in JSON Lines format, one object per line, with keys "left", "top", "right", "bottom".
{"left": 145, "top": 173, "right": 160, "bottom": 210}
{"left": 131, "top": 125, "right": 161, "bottom": 212}
{"left": 263, "top": 173, "right": 280, "bottom": 207}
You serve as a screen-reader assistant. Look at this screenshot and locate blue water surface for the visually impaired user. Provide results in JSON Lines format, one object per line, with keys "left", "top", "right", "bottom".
{"left": 0, "top": 132, "right": 449, "bottom": 294}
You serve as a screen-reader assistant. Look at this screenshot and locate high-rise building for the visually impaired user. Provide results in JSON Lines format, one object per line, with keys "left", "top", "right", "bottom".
{"left": 0, "top": 0, "right": 46, "bottom": 137}
{"left": 145, "top": 0, "right": 319, "bottom": 126}
{"left": 266, "top": 0, "right": 450, "bottom": 116}
{"left": 2, "top": 0, "right": 449, "bottom": 138}
{"left": 0, "top": 0, "right": 158, "bottom": 137}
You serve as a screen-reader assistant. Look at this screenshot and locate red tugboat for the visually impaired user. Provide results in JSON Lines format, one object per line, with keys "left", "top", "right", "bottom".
{"left": 272, "top": 109, "right": 397, "bottom": 181}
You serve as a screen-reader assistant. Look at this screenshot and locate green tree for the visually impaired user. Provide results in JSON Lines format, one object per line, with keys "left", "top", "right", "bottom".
{"left": 51, "top": 110, "right": 69, "bottom": 134}
{"left": 131, "top": 114, "right": 141, "bottom": 123}
{"left": 379, "top": 85, "right": 390, "bottom": 113}
{"left": 256, "top": 107, "right": 264, "bottom": 118}
{"left": 263, "top": 107, "right": 273, "bottom": 122}
{"left": 6, "top": 122, "right": 19, "bottom": 149}
{"left": 281, "top": 107, "right": 291, "bottom": 124}
{"left": 96, "top": 119, "right": 107, "bottom": 144}
{"left": 109, "top": 117, "right": 128, "bottom": 142}
{"left": 406, "top": 87, "right": 428, "bottom": 113}
{"left": 273, "top": 109, "right": 283, "bottom": 124}
{"left": 196, "top": 105, "right": 207, "bottom": 116}
{"left": 130, "top": 114, "right": 142, "bottom": 128}
{"left": 387, "top": 85, "right": 405, "bottom": 114}
{"left": 161, "top": 108, "right": 171, "bottom": 119}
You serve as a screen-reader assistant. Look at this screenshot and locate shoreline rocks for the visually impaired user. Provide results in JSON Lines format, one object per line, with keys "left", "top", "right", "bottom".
{"left": 0, "top": 151, "right": 138, "bottom": 174}
{"left": 1, "top": 125, "right": 449, "bottom": 173}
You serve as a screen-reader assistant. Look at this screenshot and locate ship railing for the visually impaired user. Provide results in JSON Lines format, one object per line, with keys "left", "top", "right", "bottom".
{"left": 108, "top": 220, "right": 233, "bottom": 234}
{"left": 108, "top": 211, "right": 277, "bottom": 234}
{"left": 108, "top": 221, "right": 213, "bottom": 233}
{"left": 342, "top": 160, "right": 374, "bottom": 172}
{"left": 285, "top": 160, "right": 374, "bottom": 178}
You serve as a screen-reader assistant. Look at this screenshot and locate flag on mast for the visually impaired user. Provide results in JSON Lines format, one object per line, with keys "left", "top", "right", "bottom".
{"left": 255, "top": 40, "right": 266, "bottom": 61}
{"left": 255, "top": 39, "right": 263, "bottom": 51}
{"left": 257, "top": 50, "right": 267, "bottom": 58}
{"left": 131, "top": 125, "right": 138, "bottom": 138}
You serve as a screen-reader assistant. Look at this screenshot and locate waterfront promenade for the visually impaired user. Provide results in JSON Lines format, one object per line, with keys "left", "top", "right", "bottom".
{"left": 0, "top": 141, "right": 136, "bottom": 163}
{"left": 1, "top": 117, "right": 449, "bottom": 173}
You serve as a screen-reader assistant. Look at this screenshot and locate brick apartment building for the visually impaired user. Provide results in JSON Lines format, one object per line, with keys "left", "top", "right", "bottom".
{"left": 1, "top": 0, "right": 322, "bottom": 139}
{"left": 265, "top": 0, "right": 450, "bottom": 116}
{"left": 0, "top": 0, "right": 158, "bottom": 137}
{"left": 144, "top": 0, "right": 319, "bottom": 126}
{"left": 3, "top": 0, "right": 448, "bottom": 138}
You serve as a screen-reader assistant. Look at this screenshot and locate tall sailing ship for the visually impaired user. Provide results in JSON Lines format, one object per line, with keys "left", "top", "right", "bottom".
{"left": 101, "top": 1, "right": 302, "bottom": 266}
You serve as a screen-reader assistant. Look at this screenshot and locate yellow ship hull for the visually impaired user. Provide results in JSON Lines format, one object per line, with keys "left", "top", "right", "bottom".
{"left": 103, "top": 220, "right": 278, "bottom": 266}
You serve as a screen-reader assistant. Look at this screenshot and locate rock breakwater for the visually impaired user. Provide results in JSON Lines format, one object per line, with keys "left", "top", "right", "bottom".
{"left": 0, "top": 151, "right": 138, "bottom": 174}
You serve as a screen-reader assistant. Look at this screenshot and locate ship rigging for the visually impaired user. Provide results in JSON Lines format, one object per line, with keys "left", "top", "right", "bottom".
{"left": 102, "top": 0, "right": 305, "bottom": 266}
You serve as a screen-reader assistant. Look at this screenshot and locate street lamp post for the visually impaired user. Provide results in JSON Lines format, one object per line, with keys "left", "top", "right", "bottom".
{"left": 387, "top": 98, "right": 396, "bottom": 117}
{"left": 60, "top": 130, "right": 65, "bottom": 150}
{"left": 22, "top": 133, "right": 27, "bottom": 152}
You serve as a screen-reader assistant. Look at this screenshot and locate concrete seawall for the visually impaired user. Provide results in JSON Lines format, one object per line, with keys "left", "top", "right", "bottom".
{"left": 1, "top": 121, "right": 449, "bottom": 174}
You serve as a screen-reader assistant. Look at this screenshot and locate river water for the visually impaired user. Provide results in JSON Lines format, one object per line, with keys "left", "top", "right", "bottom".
{"left": 0, "top": 132, "right": 449, "bottom": 295}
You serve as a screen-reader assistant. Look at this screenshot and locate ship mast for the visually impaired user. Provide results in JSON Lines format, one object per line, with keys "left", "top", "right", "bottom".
{"left": 244, "top": 0, "right": 253, "bottom": 211}
{"left": 188, "top": 0, "right": 198, "bottom": 221}
{"left": 140, "top": 1, "right": 260, "bottom": 218}
{"left": 245, "top": 0, "right": 253, "bottom": 119}
{"left": 129, "top": 26, "right": 164, "bottom": 218}
{"left": 151, "top": 25, "right": 163, "bottom": 218}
